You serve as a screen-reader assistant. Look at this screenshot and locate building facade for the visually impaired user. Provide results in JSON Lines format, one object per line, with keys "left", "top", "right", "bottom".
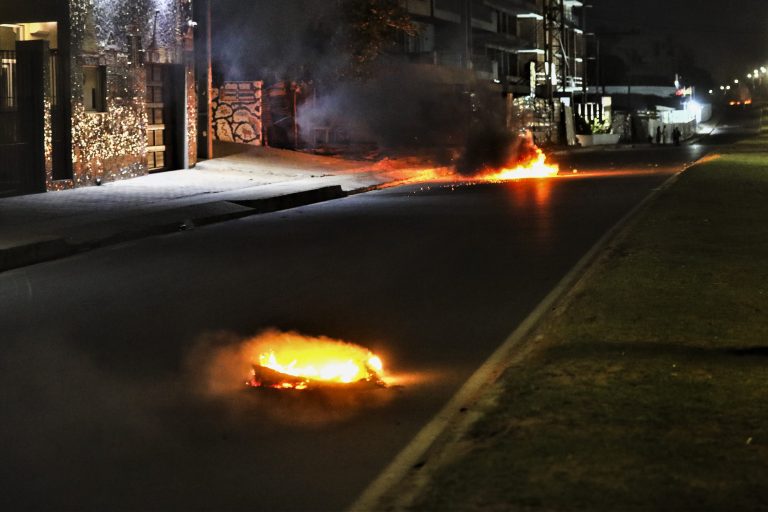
{"left": 0, "top": 0, "right": 197, "bottom": 197}
{"left": 400, "top": 0, "right": 586, "bottom": 97}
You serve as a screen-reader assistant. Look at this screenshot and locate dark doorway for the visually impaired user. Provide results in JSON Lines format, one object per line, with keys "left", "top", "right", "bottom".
{"left": 145, "top": 63, "right": 186, "bottom": 172}
{"left": 0, "top": 40, "right": 48, "bottom": 196}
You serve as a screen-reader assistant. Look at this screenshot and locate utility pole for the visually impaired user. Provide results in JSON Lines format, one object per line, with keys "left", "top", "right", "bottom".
{"left": 581, "top": 5, "right": 591, "bottom": 110}
{"left": 544, "top": 0, "right": 566, "bottom": 142}
{"left": 193, "top": 0, "right": 213, "bottom": 160}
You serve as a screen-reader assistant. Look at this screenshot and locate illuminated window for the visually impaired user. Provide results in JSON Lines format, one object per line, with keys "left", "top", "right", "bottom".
{"left": 83, "top": 65, "right": 106, "bottom": 112}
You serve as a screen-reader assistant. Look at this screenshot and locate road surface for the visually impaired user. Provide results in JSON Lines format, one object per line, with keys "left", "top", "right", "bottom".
{"left": 0, "top": 136, "right": 731, "bottom": 511}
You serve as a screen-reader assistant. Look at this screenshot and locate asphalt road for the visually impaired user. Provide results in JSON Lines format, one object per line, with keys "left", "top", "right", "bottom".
{"left": 0, "top": 139, "right": 723, "bottom": 511}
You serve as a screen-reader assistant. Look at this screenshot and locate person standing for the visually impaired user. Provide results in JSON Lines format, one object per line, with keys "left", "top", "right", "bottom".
{"left": 656, "top": 125, "right": 662, "bottom": 144}
{"left": 673, "top": 126, "right": 682, "bottom": 146}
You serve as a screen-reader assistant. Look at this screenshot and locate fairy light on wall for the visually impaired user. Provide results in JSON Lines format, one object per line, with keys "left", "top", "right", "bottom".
{"left": 64, "top": 0, "right": 196, "bottom": 187}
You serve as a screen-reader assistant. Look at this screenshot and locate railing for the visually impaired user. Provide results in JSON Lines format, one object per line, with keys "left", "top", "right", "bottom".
{"left": 0, "top": 50, "right": 16, "bottom": 110}
{"left": 0, "top": 49, "right": 58, "bottom": 110}
{"left": 49, "top": 49, "right": 58, "bottom": 107}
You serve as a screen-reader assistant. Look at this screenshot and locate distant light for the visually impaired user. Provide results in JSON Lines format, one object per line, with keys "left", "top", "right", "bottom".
{"left": 762, "top": 67, "right": 767, "bottom": 73}
{"left": 748, "top": 73, "right": 753, "bottom": 79}
{"left": 708, "top": 89, "right": 713, "bottom": 94}
{"left": 727, "top": 85, "right": 732, "bottom": 90}
{"left": 687, "top": 100, "right": 702, "bottom": 115}
{"left": 687, "top": 100, "right": 704, "bottom": 122}
{"left": 755, "top": 69, "right": 760, "bottom": 75}
{"left": 493, "top": 79, "right": 501, "bottom": 84}
{"left": 734, "top": 79, "right": 739, "bottom": 84}
{"left": 720, "top": 85, "right": 725, "bottom": 90}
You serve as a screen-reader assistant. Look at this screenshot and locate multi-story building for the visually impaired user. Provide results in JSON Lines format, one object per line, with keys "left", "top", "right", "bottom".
{"left": 0, "top": 0, "right": 198, "bottom": 197}
{"left": 400, "top": 0, "right": 587, "bottom": 98}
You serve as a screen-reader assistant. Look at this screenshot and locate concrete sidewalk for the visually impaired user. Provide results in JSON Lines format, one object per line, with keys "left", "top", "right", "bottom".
{"left": 0, "top": 143, "right": 402, "bottom": 273}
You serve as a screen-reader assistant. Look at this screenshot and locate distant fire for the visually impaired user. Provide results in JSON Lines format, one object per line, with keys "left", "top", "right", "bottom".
{"left": 478, "top": 145, "right": 559, "bottom": 181}
{"left": 245, "top": 330, "right": 386, "bottom": 391}
{"left": 369, "top": 132, "right": 558, "bottom": 187}
{"left": 473, "top": 131, "right": 559, "bottom": 181}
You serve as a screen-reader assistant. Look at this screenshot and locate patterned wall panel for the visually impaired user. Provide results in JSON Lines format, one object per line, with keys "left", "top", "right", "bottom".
{"left": 212, "top": 81, "right": 263, "bottom": 146}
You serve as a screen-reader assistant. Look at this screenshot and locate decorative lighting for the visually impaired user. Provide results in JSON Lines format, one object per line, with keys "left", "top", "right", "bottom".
{"left": 65, "top": 0, "right": 197, "bottom": 187}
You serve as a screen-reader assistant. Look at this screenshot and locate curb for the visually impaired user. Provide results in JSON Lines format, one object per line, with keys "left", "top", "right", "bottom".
{"left": 348, "top": 158, "right": 706, "bottom": 512}
{"left": 0, "top": 185, "right": 347, "bottom": 274}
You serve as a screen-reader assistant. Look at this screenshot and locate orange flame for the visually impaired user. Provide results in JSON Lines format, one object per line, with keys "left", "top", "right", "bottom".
{"left": 245, "top": 330, "right": 385, "bottom": 391}
{"left": 479, "top": 146, "right": 559, "bottom": 181}
{"left": 367, "top": 137, "right": 558, "bottom": 188}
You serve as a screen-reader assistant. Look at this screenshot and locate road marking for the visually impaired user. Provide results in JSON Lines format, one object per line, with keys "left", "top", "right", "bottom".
{"left": 348, "top": 158, "right": 709, "bottom": 512}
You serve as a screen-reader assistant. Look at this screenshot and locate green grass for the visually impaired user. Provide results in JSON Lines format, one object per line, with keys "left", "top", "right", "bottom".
{"left": 408, "top": 153, "right": 768, "bottom": 511}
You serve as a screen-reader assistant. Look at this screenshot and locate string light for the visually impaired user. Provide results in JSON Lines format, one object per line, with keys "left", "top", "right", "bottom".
{"left": 63, "top": 0, "right": 196, "bottom": 188}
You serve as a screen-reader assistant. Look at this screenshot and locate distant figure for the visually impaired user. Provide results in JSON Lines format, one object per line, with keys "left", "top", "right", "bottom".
{"left": 673, "top": 127, "right": 682, "bottom": 146}
{"left": 656, "top": 126, "right": 662, "bottom": 144}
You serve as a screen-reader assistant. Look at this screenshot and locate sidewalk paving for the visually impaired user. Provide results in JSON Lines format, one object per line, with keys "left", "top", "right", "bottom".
{"left": 0, "top": 143, "right": 410, "bottom": 272}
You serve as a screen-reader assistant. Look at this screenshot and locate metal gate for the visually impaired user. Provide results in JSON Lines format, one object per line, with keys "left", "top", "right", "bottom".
{"left": 145, "top": 63, "right": 186, "bottom": 173}
{"left": 0, "top": 41, "right": 48, "bottom": 196}
{"left": 146, "top": 63, "right": 167, "bottom": 171}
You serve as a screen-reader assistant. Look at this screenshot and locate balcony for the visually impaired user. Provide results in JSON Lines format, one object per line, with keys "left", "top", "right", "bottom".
{"left": 485, "top": 0, "right": 539, "bottom": 14}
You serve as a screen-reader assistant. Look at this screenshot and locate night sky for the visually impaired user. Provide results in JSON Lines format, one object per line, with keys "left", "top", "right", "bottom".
{"left": 590, "top": 0, "right": 768, "bottom": 81}
{"left": 211, "top": 0, "right": 768, "bottom": 84}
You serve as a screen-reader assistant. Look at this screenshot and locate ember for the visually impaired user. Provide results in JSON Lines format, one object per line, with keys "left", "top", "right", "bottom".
{"left": 245, "top": 330, "right": 386, "bottom": 391}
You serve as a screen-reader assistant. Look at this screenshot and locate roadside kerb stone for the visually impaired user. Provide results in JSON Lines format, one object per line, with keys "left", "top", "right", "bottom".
{"left": 0, "top": 185, "right": 348, "bottom": 274}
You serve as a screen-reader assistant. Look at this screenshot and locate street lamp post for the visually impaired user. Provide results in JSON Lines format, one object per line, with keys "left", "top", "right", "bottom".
{"left": 581, "top": 5, "right": 593, "bottom": 111}
{"left": 193, "top": 0, "right": 213, "bottom": 160}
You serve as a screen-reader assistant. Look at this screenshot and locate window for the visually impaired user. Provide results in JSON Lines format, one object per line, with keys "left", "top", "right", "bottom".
{"left": 497, "top": 12, "right": 517, "bottom": 36}
{"left": 83, "top": 65, "right": 106, "bottom": 112}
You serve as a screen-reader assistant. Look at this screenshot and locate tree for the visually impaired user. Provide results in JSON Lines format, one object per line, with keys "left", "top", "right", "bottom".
{"left": 338, "top": 0, "right": 416, "bottom": 79}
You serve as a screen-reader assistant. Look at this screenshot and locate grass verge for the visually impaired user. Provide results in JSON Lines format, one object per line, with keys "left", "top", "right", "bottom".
{"left": 407, "top": 152, "right": 768, "bottom": 511}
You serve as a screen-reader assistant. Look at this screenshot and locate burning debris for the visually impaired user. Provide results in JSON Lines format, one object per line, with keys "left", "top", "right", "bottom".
{"left": 459, "top": 130, "right": 559, "bottom": 181}
{"left": 245, "top": 330, "right": 386, "bottom": 391}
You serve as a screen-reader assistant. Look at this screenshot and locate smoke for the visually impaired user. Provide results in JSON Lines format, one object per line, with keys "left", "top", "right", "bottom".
{"left": 295, "top": 60, "right": 468, "bottom": 153}
{"left": 212, "top": 0, "right": 343, "bottom": 84}
{"left": 212, "top": 0, "right": 529, "bottom": 172}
